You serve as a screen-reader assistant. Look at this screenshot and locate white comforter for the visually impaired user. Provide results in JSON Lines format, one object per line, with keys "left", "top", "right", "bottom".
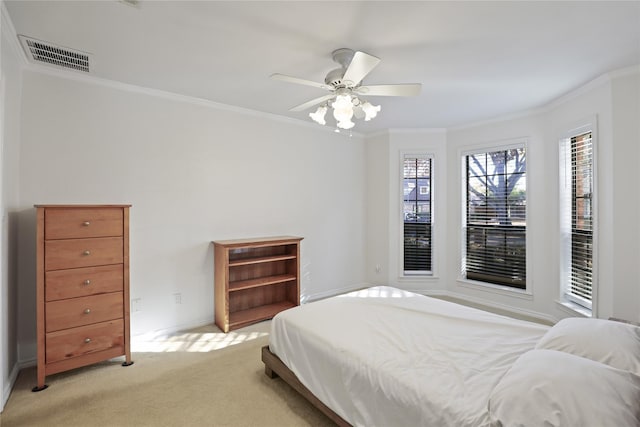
{"left": 269, "top": 286, "right": 549, "bottom": 427}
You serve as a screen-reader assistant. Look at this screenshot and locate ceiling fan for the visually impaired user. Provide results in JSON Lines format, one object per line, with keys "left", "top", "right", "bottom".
{"left": 271, "top": 48, "right": 421, "bottom": 130}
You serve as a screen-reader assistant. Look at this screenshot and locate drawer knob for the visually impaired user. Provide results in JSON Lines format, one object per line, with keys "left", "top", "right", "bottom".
{"left": 84, "top": 338, "right": 91, "bottom": 344}
{"left": 83, "top": 250, "right": 91, "bottom": 256}
{"left": 82, "top": 221, "right": 91, "bottom": 227}
{"left": 84, "top": 308, "right": 91, "bottom": 315}
{"left": 83, "top": 279, "right": 91, "bottom": 285}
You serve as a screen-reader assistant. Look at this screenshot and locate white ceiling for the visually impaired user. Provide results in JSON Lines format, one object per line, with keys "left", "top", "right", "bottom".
{"left": 5, "top": 1, "right": 640, "bottom": 133}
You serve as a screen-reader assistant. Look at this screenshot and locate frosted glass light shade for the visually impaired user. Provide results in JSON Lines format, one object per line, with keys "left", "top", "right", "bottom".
{"left": 332, "top": 94, "right": 354, "bottom": 129}
{"left": 362, "top": 101, "right": 381, "bottom": 121}
{"left": 309, "top": 105, "right": 327, "bottom": 125}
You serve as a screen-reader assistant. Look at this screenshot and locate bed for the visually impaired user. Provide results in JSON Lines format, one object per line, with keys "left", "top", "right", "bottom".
{"left": 262, "top": 286, "right": 640, "bottom": 427}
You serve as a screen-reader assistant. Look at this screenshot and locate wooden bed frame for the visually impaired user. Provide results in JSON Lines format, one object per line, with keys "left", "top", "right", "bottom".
{"left": 261, "top": 345, "right": 350, "bottom": 427}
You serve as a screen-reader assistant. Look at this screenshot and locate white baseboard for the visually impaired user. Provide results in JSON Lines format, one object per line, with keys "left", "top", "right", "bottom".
{"left": 2, "top": 360, "right": 22, "bottom": 412}
{"left": 422, "top": 289, "right": 557, "bottom": 325}
{"left": 131, "top": 316, "right": 215, "bottom": 340}
{"left": 301, "top": 283, "right": 370, "bottom": 303}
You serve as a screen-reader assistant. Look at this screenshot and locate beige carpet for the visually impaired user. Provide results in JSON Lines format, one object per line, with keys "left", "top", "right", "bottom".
{"left": 1, "top": 322, "right": 334, "bottom": 427}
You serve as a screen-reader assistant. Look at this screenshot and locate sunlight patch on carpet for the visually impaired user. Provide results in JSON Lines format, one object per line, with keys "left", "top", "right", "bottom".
{"left": 131, "top": 329, "right": 268, "bottom": 352}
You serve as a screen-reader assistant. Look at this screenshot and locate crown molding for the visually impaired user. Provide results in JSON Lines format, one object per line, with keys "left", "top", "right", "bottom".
{"left": 450, "top": 65, "right": 640, "bottom": 132}
{"left": 541, "top": 72, "right": 613, "bottom": 112}
{"left": 387, "top": 127, "right": 447, "bottom": 135}
{"left": 15, "top": 56, "right": 640, "bottom": 138}
{"left": 364, "top": 127, "right": 447, "bottom": 140}
{"left": 448, "top": 105, "right": 545, "bottom": 132}
{"left": 1, "top": 1, "right": 28, "bottom": 65}
{"left": 607, "top": 64, "right": 640, "bottom": 80}
{"left": 21, "top": 62, "right": 366, "bottom": 138}
{"left": 364, "top": 129, "right": 391, "bottom": 139}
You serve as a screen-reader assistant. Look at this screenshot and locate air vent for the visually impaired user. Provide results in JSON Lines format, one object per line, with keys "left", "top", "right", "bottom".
{"left": 19, "top": 35, "right": 92, "bottom": 73}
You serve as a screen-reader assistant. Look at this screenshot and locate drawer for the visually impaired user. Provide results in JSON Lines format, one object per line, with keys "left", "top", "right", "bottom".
{"left": 45, "top": 207, "right": 123, "bottom": 240}
{"left": 46, "top": 292, "right": 123, "bottom": 333}
{"left": 45, "top": 237, "right": 123, "bottom": 271}
{"left": 46, "top": 319, "right": 124, "bottom": 364}
{"left": 46, "top": 264, "right": 123, "bottom": 302}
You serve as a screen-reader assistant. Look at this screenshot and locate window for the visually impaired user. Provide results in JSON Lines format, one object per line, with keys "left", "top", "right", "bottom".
{"left": 403, "top": 155, "right": 433, "bottom": 275}
{"left": 560, "top": 129, "right": 594, "bottom": 310}
{"left": 463, "top": 146, "right": 526, "bottom": 289}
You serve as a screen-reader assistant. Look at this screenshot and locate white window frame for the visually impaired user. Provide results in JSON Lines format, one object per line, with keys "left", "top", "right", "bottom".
{"left": 400, "top": 152, "right": 435, "bottom": 277}
{"left": 559, "top": 119, "right": 598, "bottom": 316}
{"left": 459, "top": 139, "right": 531, "bottom": 296}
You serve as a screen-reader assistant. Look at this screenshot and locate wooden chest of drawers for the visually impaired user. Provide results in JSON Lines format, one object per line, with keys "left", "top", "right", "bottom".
{"left": 34, "top": 205, "right": 132, "bottom": 391}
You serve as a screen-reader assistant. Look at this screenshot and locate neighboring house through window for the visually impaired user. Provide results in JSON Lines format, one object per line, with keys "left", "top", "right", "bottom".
{"left": 463, "top": 144, "right": 527, "bottom": 289}
{"left": 403, "top": 155, "right": 433, "bottom": 275}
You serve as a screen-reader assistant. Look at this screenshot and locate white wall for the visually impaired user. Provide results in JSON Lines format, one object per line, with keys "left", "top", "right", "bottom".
{"left": 1, "top": 1, "right": 23, "bottom": 410}
{"left": 16, "top": 71, "right": 368, "bottom": 361}
{"left": 543, "top": 77, "right": 614, "bottom": 318}
{"left": 364, "top": 131, "right": 390, "bottom": 285}
{"left": 610, "top": 69, "right": 640, "bottom": 320}
{"left": 369, "top": 69, "right": 640, "bottom": 324}
{"left": 365, "top": 129, "right": 448, "bottom": 292}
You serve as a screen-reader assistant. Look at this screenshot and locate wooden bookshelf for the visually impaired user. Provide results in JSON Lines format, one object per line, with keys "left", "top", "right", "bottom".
{"left": 229, "top": 301, "right": 297, "bottom": 331}
{"left": 213, "top": 236, "right": 303, "bottom": 333}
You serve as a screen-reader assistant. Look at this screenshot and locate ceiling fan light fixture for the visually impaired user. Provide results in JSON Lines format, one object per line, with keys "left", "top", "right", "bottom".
{"left": 362, "top": 101, "right": 381, "bottom": 121}
{"left": 331, "top": 94, "right": 355, "bottom": 129}
{"left": 336, "top": 118, "right": 355, "bottom": 130}
{"left": 309, "top": 105, "right": 327, "bottom": 125}
{"left": 273, "top": 48, "right": 421, "bottom": 131}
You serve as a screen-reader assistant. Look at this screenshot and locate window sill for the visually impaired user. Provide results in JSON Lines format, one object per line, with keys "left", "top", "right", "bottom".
{"left": 555, "top": 300, "right": 592, "bottom": 318}
{"left": 457, "top": 278, "right": 533, "bottom": 300}
{"left": 398, "top": 275, "right": 439, "bottom": 282}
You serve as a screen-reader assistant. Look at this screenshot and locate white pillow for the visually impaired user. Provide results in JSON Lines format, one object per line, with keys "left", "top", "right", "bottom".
{"left": 489, "top": 349, "right": 640, "bottom": 427}
{"left": 535, "top": 317, "right": 640, "bottom": 375}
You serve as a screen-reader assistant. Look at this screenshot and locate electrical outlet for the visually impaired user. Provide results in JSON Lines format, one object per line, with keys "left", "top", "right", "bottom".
{"left": 375, "top": 264, "right": 381, "bottom": 274}
{"left": 131, "top": 298, "right": 141, "bottom": 312}
{"left": 174, "top": 293, "right": 182, "bottom": 304}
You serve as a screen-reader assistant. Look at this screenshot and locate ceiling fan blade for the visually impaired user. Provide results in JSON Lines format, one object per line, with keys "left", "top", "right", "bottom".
{"left": 341, "top": 51, "right": 381, "bottom": 87}
{"left": 271, "top": 73, "right": 329, "bottom": 90}
{"left": 290, "top": 94, "right": 335, "bottom": 112}
{"left": 356, "top": 83, "right": 422, "bottom": 97}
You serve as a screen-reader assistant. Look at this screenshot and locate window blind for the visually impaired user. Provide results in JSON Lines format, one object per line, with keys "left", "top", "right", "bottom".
{"left": 465, "top": 148, "right": 526, "bottom": 288}
{"left": 403, "top": 156, "right": 432, "bottom": 274}
{"left": 568, "top": 132, "right": 593, "bottom": 305}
